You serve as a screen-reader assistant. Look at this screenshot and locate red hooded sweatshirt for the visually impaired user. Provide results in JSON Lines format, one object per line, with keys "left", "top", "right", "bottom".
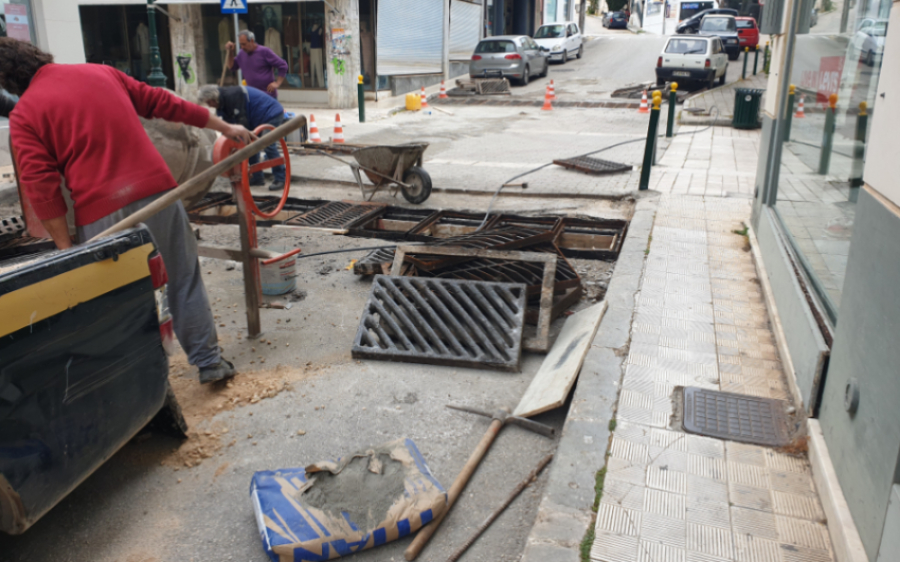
{"left": 10, "top": 63, "right": 211, "bottom": 226}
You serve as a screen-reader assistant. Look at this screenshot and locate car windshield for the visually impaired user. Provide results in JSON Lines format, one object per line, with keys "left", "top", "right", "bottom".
{"left": 475, "top": 40, "right": 517, "bottom": 53}
{"left": 701, "top": 17, "right": 736, "bottom": 31}
{"left": 535, "top": 25, "right": 565, "bottom": 38}
{"left": 735, "top": 19, "right": 755, "bottom": 29}
{"left": 665, "top": 38, "right": 709, "bottom": 54}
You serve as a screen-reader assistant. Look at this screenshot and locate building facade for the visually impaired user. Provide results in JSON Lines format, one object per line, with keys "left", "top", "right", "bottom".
{"left": 751, "top": 0, "right": 898, "bottom": 557}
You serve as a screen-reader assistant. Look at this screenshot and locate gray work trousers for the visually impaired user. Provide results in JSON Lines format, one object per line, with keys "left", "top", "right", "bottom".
{"left": 77, "top": 191, "right": 220, "bottom": 368}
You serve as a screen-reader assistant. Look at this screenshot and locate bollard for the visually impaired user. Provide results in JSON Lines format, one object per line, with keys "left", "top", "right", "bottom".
{"left": 753, "top": 45, "right": 760, "bottom": 75}
{"left": 639, "top": 91, "right": 663, "bottom": 190}
{"left": 357, "top": 75, "right": 366, "bottom": 123}
{"left": 784, "top": 84, "right": 796, "bottom": 141}
{"left": 666, "top": 82, "right": 678, "bottom": 138}
{"left": 764, "top": 42, "right": 771, "bottom": 74}
{"left": 818, "top": 93, "right": 838, "bottom": 175}
{"left": 850, "top": 101, "right": 868, "bottom": 197}
{"left": 742, "top": 47, "right": 749, "bottom": 80}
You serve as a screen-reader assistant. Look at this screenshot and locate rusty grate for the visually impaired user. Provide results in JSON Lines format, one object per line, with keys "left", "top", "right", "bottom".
{"left": 284, "top": 200, "right": 386, "bottom": 233}
{"left": 407, "top": 226, "right": 556, "bottom": 271}
{"left": 1, "top": 216, "right": 26, "bottom": 239}
{"left": 407, "top": 211, "right": 500, "bottom": 240}
{"left": 352, "top": 275, "right": 527, "bottom": 371}
{"left": 348, "top": 207, "right": 439, "bottom": 240}
{"left": 0, "top": 235, "right": 56, "bottom": 259}
{"left": 553, "top": 156, "right": 632, "bottom": 175}
{"left": 354, "top": 247, "right": 398, "bottom": 276}
{"left": 475, "top": 78, "right": 512, "bottom": 95}
{"left": 683, "top": 387, "right": 790, "bottom": 446}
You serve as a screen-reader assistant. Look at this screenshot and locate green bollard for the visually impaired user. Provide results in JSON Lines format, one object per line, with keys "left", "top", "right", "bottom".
{"left": 764, "top": 41, "right": 771, "bottom": 74}
{"left": 639, "top": 91, "right": 663, "bottom": 190}
{"left": 666, "top": 82, "right": 678, "bottom": 138}
{"left": 818, "top": 94, "right": 838, "bottom": 175}
{"left": 357, "top": 75, "right": 366, "bottom": 123}
{"left": 850, "top": 101, "right": 868, "bottom": 196}
{"left": 742, "top": 47, "right": 749, "bottom": 80}
{"left": 784, "top": 84, "right": 796, "bottom": 141}
{"left": 753, "top": 45, "right": 759, "bottom": 75}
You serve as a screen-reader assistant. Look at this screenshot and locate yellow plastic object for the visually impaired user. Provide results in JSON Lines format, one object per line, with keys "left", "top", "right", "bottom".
{"left": 406, "top": 93, "right": 422, "bottom": 111}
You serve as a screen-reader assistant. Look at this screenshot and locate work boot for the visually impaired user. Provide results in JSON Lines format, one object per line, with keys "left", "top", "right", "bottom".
{"left": 199, "top": 358, "right": 236, "bottom": 384}
{"left": 268, "top": 181, "right": 285, "bottom": 192}
{"left": 249, "top": 176, "right": 265, "bottom": 187}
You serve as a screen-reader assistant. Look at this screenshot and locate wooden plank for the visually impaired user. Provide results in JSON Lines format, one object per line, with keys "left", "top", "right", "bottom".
{"left": 513, "top": 300, "right": 608, "bottom": 419}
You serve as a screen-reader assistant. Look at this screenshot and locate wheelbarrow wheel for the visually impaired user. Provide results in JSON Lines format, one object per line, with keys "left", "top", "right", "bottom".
{"left": 401, "top": 166, "right": 433, "bottom": 204}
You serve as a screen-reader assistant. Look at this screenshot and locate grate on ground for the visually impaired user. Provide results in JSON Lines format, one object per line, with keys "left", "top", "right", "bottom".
{"left": 352, "top": 276, "right": 527, "bottom": 371}
{"left": 682, "top": 387, "right": 790, "bottom": 446}
{"left": 285, "top": 200, "right": 386, "bottom": 232}
{"left": 475, "top": 79, "right": 512, "bottom": 95}
{"left": 552, "top": 155, "right": 632, "bottom": 176}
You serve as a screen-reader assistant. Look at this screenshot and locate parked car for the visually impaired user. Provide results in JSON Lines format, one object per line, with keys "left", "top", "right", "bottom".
{"left": 470, "top": 36, "right": 549, "bottom": 85}
{"left": 676, "top": 7, "right": 738, "bottom": 34}
{"left": 853, "top": 21, "right": 887, "bottom": 66}
{"left": 735, "top": 16, "right": 759, "bottom": 49}
{"left": 810, "top": 7, "right": 819, "bottom": 27}
{"left": 602, "top": 11, "right": 629, "bottom": 29}
{"left": 656, "top": 35, "right": 728, "bottom": 89}
{"left": 533, "top": 22, "right": 583, "bottom": 63}
{"left": 699, "top": 15, "right": 741, "bottom": 59}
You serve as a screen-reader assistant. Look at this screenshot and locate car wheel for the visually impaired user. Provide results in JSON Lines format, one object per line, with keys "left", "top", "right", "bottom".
{"left": 577, "top": 45, "right": 583, "bottom": 59}
{"left": 561, "top": 50, "right": 567, "bottom": 64}
{"left": 866, "top": 50, "right": 874, "bottom": 66}
{"left": 709, "top": 75, "right": 716, "bottom": 90}
{"left": 719, "top": 67, "right": 727, "bottom": 86}
{"left": 520, "top": 65, "right": 530, "bottom": 85}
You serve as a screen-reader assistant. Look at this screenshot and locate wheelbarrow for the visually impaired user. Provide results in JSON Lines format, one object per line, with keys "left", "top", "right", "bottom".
{"left": 291, "top": 142, "right": 433, "bottom": 204}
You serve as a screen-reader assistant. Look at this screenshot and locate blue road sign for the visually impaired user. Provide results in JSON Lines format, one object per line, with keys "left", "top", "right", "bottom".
{"left": 221, "top": 0, "right": 247, "bottom": 15}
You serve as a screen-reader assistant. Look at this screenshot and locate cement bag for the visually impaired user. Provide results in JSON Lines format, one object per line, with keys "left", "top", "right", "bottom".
{"left": 140, "top": 116, "right": 217, "bottom": 210}
{"left": 250, "top": 438, "right": 447, "bottom": 562}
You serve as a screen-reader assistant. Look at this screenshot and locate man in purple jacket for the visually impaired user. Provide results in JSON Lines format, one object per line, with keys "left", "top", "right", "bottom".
{"left": 225, "top": 30, "right": 289, "bottom": 99}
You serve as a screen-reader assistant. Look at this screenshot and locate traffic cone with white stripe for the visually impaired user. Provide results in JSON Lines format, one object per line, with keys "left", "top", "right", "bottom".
{"left": 439, "top": 80, "right": 448, "bottom": 99}
{"left": 333, "top": 113, "right": 345, "bottom": 143}
{"left": 420, "top": 87, "right": 429, "bottom": 108}
{"left": 541, "top": 85, "right": 553, "bottom": 111}
{"left": 638, "top": 90, "right": 650, "bottom": 114}
{"left": 549, "top": 79, "right": 557, "bottom": 100}
{"left": 795, "top": 95, "right": 806, "bottom": 118}
{"left": 309, "top": 114, "right": 322, "bottom": 143}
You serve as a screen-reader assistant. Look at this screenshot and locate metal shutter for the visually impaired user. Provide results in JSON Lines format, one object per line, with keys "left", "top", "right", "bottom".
{"left": 450, "top": 0, "right": 482, "bottom": 61}
{"left": 377, "top": 0, "right": 444, "bottom": 75}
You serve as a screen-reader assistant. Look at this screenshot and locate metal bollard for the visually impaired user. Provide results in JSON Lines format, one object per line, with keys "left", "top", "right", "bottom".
{"left": 639, "top": 91, "right": 663, "bottom": 191}
{"left": 850, "top": 101, "right": 868, "bottom": 197}
{"left": 742, "top": 47, "right": 749, "bottom": 80}
{"left": 358, "top": 75, "right": 366, "bottom": 123}
{"left": 818, "top": 93, "right": 838, "bottom": 175}
{"left": 784, "top": 84, "right": 796, "bottom": 141}
{"left": 753, "top": 45, "right": 760, "bottom": 75}
{"left": 764, "top": 41, "right": 771, "bottom": 74}
{"left": 666, "top": 82, "right": 678, "bottom": 138}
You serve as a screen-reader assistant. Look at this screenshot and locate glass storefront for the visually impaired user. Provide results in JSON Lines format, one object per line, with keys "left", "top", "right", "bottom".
{"left": 79, "top": 5, "right": 176, "bottom": 89}
{"left": 766, "top": 0, "right": 891, "bottom": 324}
{"left": 2, "top": 0, "right": 37, "bottom": 44}
{"left": 200, "top": 2, "right": 327, "bottom": 91}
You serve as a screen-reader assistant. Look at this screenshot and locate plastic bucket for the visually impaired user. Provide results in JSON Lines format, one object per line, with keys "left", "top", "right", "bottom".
{"left": 261, "top": 251, "right": 298, "bottom": 295}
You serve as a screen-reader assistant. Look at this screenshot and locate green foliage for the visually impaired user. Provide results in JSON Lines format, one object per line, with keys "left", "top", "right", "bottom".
{"left": 608, "top": 418, "right": 617, "bottom": 432}
{"left": 580, "top": 524, "right": 596, "bottom": 562}
{"left": 607, "top": 0, "right": 629, "bottom": 12}
{"left": 588, "top": 0, "right": 600, "bottom": 15}
{"left": 592, "top": 467, "right": 607, "bottom": 512}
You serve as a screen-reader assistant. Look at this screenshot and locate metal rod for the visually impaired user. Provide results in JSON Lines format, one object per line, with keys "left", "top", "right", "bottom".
{"left": 234, "top": 12, "right": 242, "bottom": 84}
{"left": 742, "top": 47, "right": 749, "bottom": 80}
{"left": 753, "top": 45, "right": 759, "bottom": 75}
{"left": 784, "top": 85, "right": 795, "bottom": 141}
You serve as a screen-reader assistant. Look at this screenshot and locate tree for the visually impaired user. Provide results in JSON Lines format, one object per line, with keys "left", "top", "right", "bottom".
{"left": 608, "top": 0, "right": 628, "bottom": 11}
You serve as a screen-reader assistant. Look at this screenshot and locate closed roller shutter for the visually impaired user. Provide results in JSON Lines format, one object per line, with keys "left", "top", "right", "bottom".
{"left": 377, "top": 0, "right": 444, "bottom": 75}
{"left": 450, "top": 0, "right": 482, "bottom": 61}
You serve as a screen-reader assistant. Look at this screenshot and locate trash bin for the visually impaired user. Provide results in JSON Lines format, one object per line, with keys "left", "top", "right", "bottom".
{"left": 732, "top": 88, "right": 764, "bottom": 129}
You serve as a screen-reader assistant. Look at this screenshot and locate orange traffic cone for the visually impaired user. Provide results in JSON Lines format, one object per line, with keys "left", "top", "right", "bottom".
{"left": 795, "top": 95, "right": 806, "bottom": 118}
{"left": 541, "top": 85, "right": 553, "bottom": 111}
{"left": 439, "top": 80, "right": 448, "bottom": 99}
{"left": 420, "top": 87, "right": 429, "bottom": 108}
{"left": 638, "top": 90, "right": 650, "bottom": 114}
{"left": 549, "top": 79, "right": 556, "bottom": 100}
{"left": 309, "top": 114, "right": 322, "bottom": 143}
{"left": 333, "top": 113, "right": 345, "bottom": 143}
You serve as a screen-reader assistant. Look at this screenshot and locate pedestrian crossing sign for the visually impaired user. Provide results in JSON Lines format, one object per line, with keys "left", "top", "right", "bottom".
{"left": 220, "top": 0, "right": 247, "bottom": 14}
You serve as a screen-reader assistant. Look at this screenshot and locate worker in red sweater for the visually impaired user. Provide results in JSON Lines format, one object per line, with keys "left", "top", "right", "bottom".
{"left": 2, "top": 38, "right": 252, "bottom": 384}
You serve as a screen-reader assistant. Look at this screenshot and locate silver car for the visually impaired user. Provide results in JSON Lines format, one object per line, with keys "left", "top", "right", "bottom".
{"left": 469, "top": 36, "right": 549, "bottom": 85}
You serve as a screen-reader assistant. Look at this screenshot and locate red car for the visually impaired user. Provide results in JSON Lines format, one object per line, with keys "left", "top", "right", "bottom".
{"left": 735, "top": 17, "right": 760, "bottom": 49}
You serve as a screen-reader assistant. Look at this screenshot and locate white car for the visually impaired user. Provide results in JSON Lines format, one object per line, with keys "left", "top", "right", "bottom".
{"left": 853, "top": 21, "right": 887, "bottom": 66}
{"left": 656, "top": 35, "right": 728, "bottom": 89}
{"left": 533, "top": 22, "right": 583, "bottom": 63}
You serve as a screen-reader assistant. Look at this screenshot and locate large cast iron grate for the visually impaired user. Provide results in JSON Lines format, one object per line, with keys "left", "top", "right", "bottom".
{"left": 352, "top": 276, "right": 527, "bottom": 371}
{"left": 553, "top": 155, "right": 632, "bottom": 175}
{"left": 475, "top": 78, "right": 512, "bottom": 95}
{"left": 285, "top": 201, "right": 386, "bottom": 231}
{"left": 682, "top": 387, "right": 790, "bottom": 446}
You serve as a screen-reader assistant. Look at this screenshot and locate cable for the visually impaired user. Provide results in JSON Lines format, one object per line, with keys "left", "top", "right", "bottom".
{"left": 292, "top": 245, "right": 399, "bottom": 259}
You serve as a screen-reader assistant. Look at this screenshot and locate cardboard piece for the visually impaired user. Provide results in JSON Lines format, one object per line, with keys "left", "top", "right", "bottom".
{"left": 250, "top": 438, "right": 447, "bottom": 562}
{"left": 514, "top": 301, "right": 608, "bottom": 418}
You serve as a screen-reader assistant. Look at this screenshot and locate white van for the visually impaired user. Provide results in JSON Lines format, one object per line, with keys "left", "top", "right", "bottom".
{"left": 533, "top": 22, "right": 583, "bottom": 63}
{"left": 656, "top": 35, "right": 728, "bottom": 89}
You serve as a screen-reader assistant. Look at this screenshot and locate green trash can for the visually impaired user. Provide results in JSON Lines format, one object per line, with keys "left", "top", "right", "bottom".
{"left": 732, "top": 88, "right": 764, "bottom": 129}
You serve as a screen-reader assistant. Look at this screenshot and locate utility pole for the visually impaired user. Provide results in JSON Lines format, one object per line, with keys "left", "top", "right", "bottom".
{"left": 146, "top": 0, "right": 167, "bottom": 87}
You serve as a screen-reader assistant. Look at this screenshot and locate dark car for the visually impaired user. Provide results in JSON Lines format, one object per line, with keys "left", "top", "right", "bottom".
{"left": 602, "top": 11, "right": 629, "bottom": 29}
{"left": 676, "top": 7, "right": 739, "bottom": 34}
{"left": 699, "top": 15, "right": 741, "bottom": 59}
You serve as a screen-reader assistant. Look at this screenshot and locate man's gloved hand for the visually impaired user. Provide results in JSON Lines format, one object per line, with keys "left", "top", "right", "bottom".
{"left": 224, "top": 124, "right": 257, "bottom": 145}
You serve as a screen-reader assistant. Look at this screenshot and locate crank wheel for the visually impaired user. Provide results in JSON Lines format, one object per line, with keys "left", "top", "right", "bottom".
{"left": 401, "top": 166, "right": 433, "bottom": 204}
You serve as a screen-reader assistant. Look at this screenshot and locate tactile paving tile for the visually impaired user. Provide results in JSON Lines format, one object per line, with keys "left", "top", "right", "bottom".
{"left": 682, "top": 387, "right": 790, "bottom": 446}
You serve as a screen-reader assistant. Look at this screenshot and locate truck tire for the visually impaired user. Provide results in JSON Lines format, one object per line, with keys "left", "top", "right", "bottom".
{"left": 147, "top": 382, "right": 189, "bottom": 439}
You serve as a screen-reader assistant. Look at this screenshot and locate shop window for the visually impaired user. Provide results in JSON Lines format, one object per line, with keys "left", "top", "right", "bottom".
{"left": 2, "top": 0, "right": 37, "bottom": 44}
{"left": 767, "top": 0, "right": 891, "bottom": 322}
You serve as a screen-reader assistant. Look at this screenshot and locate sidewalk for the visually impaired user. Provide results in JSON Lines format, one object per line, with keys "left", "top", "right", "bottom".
{"left": 680, "top": 72, "right": 768, "bottom": 126}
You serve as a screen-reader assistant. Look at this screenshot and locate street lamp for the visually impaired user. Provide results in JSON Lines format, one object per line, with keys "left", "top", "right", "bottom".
{"left": 146, "top": 0, "right": 167, "bottom": 87}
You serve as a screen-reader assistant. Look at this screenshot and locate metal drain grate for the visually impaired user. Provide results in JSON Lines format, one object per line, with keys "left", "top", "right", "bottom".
{"left": 285, "top": 200, "right": 386, "bottom": 233}
{"left": 682, "top": 387, "right": 790, "bottom": 446}
{"left": 0, "top": 235, "right": 56, "bottom": 259}
{"left": 475, "top": 79, "right": 512, "bottom": 95}
{"left": 1, "top": 216, "right": 26, "bottom": 239}
{"left": 352, "top": 276, "right": 527, "bottom": 371}
{"left": 553, "top": 156, "right": 632, "bottom": 176}
{"left": 354, "top": 247, "right": 398, "bottom": 276}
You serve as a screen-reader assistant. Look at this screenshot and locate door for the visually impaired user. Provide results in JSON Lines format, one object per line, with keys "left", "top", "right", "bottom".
{"left": 715, "top": 38, "right": 727, "bottom": 75}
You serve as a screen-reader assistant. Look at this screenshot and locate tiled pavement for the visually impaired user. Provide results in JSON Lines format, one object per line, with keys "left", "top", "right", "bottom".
{"left": 590, "top": 127, "right": 835, "bottom": 562}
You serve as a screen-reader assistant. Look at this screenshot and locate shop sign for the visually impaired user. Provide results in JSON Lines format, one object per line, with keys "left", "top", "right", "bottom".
{"left": 800, "top": 56, "right": 844, "bottom": 105}
{"left": 4, "top": 4, "right": 31, "bottom": 43}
